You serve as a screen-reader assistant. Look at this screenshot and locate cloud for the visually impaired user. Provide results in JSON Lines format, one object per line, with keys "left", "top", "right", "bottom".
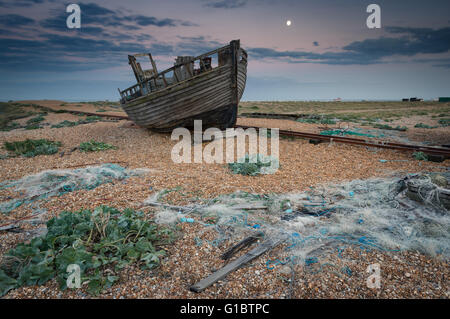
{"left": 80, "top": 2, "right": 115, "bottom": 16}
{"left": 204, "top": 0, "right": 247, "bottom": 9}
{"left": 0, "top": 1, "right": 203, "bottom": 74}
{"left": 0, "top": 0, "right": 44, "bottom": 8}
{"left": 39, "top": 2, "right": 197, "bottom": 32}
{"left": 249, "top": 26, "right": 450, "bottom": 66}
{"left": 131, "top": 16, "right": 178, "bottom": 27}
{"left": 0, "top": 14, "right": 35, "bottom": 27}
{"left": 343, "top": 27, "right": 450, "bottom": 57}
{"left": 174, "top": 36, "right": 222, "bottom": 54}
{"left": 0, "top": 33, "right": 155, "bottom": 72}
{"left": 0, "top": 28, "right": 228, "bottom": 73}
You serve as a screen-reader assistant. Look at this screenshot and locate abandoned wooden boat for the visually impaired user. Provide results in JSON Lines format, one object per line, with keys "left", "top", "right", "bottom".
{"left": 118, "top": 40, "right": 247, "bottom": 131}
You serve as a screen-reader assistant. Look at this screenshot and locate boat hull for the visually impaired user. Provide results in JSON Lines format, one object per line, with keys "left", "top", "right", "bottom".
{"left": 120, "top": 42, "right": 247, "bottom": 132}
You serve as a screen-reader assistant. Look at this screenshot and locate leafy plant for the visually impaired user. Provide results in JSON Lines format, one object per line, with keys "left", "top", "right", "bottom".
{"left": 24, "top": 124, "right": 42, "bottom": 130}
{"left": 0, "top": 122, "right": 20, "bottom": 132}
{"left": 296, "top": 118, "right": 319, "bottom": 124}
{"left": 51, "top": 120, "right": 77, "bottom": 128}
{"left": 373, "top": 124, "right": 408, "bottom": 131}
{"left": 438, "top": 118, "right": 450, "bottom": 127}
{"left": 51, "top": 116, "right": 105, "bottom": 128}
{"left": 319, "top": 118, "right": 336, "bottom": 124}
{"left": 4, "top": 139, "right": 61, "bottom": 157}
{"left": 0, "top": 206, "right": 174, "bottom": 297}
{"left": 26, "top": 114, "right": 46, "bottom": 125}
{"left": 413, "top": 151, "right": 428, "bottom": 161}
{"left": 414, "top": 123, "right": 436, "bottom": 129}
{"left": 228, "top": 154, "right": 274, "bottom": 176}
{"left": 79, "top": 140, "right": 117, "bottom": 152}
{"left": 0, "top": 102, "right": 35, "bottom": 131}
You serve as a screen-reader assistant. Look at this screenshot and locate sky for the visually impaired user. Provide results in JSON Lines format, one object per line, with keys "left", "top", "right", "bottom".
{"left": 0, "top": 0, "right": 449, "bottom": 101}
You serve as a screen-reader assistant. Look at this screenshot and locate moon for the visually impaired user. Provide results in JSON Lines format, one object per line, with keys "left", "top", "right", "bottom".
{"left": 286, "top": 20, "right": 292, "bottom": 26}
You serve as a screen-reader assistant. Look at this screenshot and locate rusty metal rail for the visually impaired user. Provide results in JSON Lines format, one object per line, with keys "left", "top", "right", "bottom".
{"left": 42, "top": 106, "right": 450, "bottom": 157}
{"left": 235, "top": 124, "right": 450, "bottom": 157}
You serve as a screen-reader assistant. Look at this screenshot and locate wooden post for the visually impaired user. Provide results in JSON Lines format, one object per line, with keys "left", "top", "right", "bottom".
{"left": 161, "top": 74, "right": 168, "bottom": 87}
{"left": 173, "top": 70, "right": 179, "bottom": 83}
{"left": 229, "top": 40, "right": 239, "bottom": 106}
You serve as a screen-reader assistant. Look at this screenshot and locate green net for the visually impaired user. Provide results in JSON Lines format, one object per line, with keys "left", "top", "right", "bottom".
{"left": 0, "top": 164, "right": 149, "bottom": 214}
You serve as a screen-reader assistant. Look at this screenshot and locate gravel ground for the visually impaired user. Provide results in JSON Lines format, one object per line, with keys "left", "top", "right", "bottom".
{"left": 0, "top": 104, "right": 449, "bottom": 299}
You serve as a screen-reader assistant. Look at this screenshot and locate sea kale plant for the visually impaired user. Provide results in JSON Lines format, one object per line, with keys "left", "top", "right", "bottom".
{"left": 0, "top": 206, "right": 174, "bottom": 296}
{"left": 228, "top": 153, "right": 278, "bottom": 176}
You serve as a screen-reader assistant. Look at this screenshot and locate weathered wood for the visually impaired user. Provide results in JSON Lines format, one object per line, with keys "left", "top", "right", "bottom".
{"left": 221, "top": 232, "right": 263, "bottom": 260}
{"left": 190, "top": 236, "right": 285, "bottom": 293}
{"left": 119, "top": 40, "right": 247, "bottom": 131}
{"left": 231, "top": 204, "right": 267, "bottom": 210}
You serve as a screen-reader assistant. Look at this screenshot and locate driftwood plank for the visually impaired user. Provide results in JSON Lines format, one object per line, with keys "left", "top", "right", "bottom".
{"left": 190, "top": 236, "right": 285, "bottom": 293}
{"left": 231, "top": 204, "right": 267, "bottom": 210}
{"left": 221, "top": 232, "right": 263, "bottom": 260}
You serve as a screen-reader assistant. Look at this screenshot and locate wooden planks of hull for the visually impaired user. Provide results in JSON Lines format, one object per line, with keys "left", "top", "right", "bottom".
{"left": 119, "top": 40, "right": 247, "bottom": 131}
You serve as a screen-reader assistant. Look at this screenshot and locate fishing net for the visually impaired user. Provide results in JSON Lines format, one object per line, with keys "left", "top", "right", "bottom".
{"left": 0, "top": 164, "right": 149, "bottom": 214}
{"left": 149, "top": 172, "right": 450, "bottom": 271}
{"left": 278, "top": 174, "right": 450, "bottom": 261}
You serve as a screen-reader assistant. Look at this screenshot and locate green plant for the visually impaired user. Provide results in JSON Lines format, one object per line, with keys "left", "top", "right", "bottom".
{"left": 413, "top": 152, "right": 428, "bottom": 161}
{"left": 24, "top": 124, "right": 42, "bottom": 130}
{"left": 438, "top": 118, "right": 450, "bottom": 127}
{"left": 414, "top": 123, "right": 436, "bottom": 129}
{"left": 51, "top": 116, "right": 105, "bottom": 128}
{"left": 51, "top": 120, "right": 78, "bottom": 128}
{"left": 319, "top": 118, "right": 336, "bottom": 124}
{"left": 0, "top": 206, "right": 173, "bottom": 296}
{"left": 4, "top": 139, "right": 61, "bottom": 157}
{"left": 79, "top": 140, "right": 117, "bottom": 152}
{"left": 373, "top": 124, "right": 408, "bottom": 131}
{"left": 26, "top": 115, "right": 45, "bottom": 125}
{"left": 297, "top": 118, "right": 319, "bottom": 124}
{"left": 0, "top": 102, "right": 35, "bottom": 131}
{"left": 228, "top": 154, "right": 274, "bottom": 176}
{"left": 0, "top": 122, "right": 20, "bottom": 132}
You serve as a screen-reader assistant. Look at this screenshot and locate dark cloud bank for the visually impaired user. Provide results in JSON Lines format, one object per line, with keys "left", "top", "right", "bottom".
{"left": 0, "top": 1, "right": 449, "bottom": 73}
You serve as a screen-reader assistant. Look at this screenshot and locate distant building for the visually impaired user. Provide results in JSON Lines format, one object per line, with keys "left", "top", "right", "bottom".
{"left": 439, "top": 97, "right": 450, "bottom": 102}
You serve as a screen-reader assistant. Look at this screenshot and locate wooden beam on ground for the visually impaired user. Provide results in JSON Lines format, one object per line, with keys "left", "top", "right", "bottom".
{"left": 190, "top": 236, "right": 285, "bottom": 293}
{"left": 231, "top": 204, "right": 267, "bottom": 210}
{"left": 221, "top": 232, "right": 263, "bottom": 260}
